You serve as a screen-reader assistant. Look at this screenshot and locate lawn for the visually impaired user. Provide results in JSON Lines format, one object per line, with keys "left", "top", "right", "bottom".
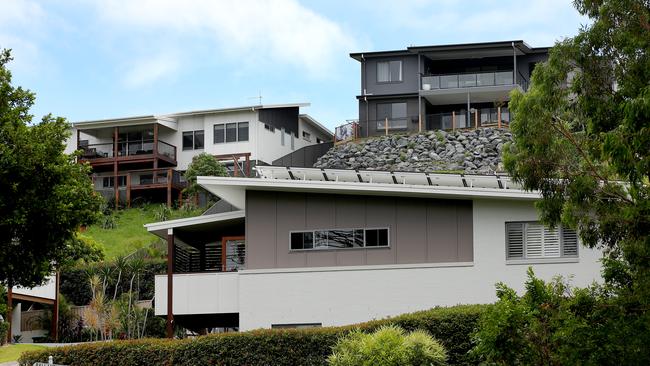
{"left": 0, "top": 344, "right": 46, "bottom": 363}
{"left": 84, "top": 204, "right": 203, "bottom": 259}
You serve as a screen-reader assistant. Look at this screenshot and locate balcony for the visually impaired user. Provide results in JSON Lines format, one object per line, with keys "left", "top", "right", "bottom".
{"left": 420, "top": 71, "right": 522, "bottom": 106}
{"left": 421, "top": 71, "right": 516, "bottom": 90}
{"left": 426, "top": 107, "right": 510, "bottom": 130}
{"left": 79, "top": 139, "right": 177, "bottom": 167}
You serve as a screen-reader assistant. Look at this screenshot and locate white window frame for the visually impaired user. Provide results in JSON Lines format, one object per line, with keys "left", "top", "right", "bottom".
{"left": 505, "top": 221, "right": 579, "bottom": 263}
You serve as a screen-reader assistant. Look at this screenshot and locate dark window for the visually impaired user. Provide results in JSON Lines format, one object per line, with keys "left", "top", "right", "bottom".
{"left": 264, "top": 124, "right": 275, "bottom": 132}
{"left": 182, "top": 131, "right": 194, "bottom": 150}
{"left": 226, "top": 123, "right": 237, "bottom": 143}
{"left": 290, "top": 228, "right": 388, "bottom": 250}
{"left": 377, "top": 60, "right": 402, "bottom": 82}
{"left": 194, "top": 130, "right": 204, "bottom": 149}
{"left": 316, "top": 138, "right": 322, "bottom": 144}
{"left": 238, "top": 122, "right": 249, "bottom": 141}
{"left": 302, "top": 131, "right": 311, "bottom": 141}
{"left": 139, "top": 174, "right": 153, "bottom": 185}
{"left": 376, "top": 103, "right": 408, "bottom": 130}
{"left": 214, "top": 124, "right": 225, "bottom": 144}
{"left": 102, "top": 176, "right": 126, "bottom": 188}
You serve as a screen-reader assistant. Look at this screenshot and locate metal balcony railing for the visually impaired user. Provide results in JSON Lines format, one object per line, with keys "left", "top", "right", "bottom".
{"left": 80, "top": 139, "right": 177, "bottom": 161}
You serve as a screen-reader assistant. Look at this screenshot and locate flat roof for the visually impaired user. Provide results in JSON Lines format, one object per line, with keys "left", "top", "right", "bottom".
{"left": 73, "top": 103, "right": 311, "bottom": 128}
{"left": 197, "top": 167, "right": 538, "bottom": 210}
{"left": 144, "top": 210, "right": 245, "bottom": 238}
{"left": 350, "top": 40, "right": 550, "bottom": 61}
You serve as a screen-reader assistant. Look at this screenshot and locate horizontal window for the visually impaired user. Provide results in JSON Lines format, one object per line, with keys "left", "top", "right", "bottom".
{"left": 302, "top": 131, "right": 311, "bottom": 141}
{"left": 102, "top": 176, "right": 126, "bottom": 188}
{"left": 506, "top": 222, "right": 578, "bottom": 260}
{"left": 214, "top": 122, "right": 249, "bottom": 144}
{"left": 290, "top": 228, "right": 389, "bottom": 250}
{"left": 264, "top": 124, "right": 275, "bottom": 132}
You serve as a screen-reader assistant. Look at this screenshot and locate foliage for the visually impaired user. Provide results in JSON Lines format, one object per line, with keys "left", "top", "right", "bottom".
{"left": 0, "top": 49, "right": 104, "bottom": 288}
{"left": 504, "top": 0, "right": 650, "bottom": 304}
{"left": 0, "top": 322, "right": 8, "bottom": 346}
{"left": 328, "top": 325, "right": 447, "bottom": 366}
{"left": 60, "top": 259, "right": 166, "bottom": 306}
{"left": 20, "top": 304, "right": 484, "bottom": 366}
{"left": 57, "top": 294, "right": 85, "bottom": 343}
{"left": 83, "top": 205, "right": 201, "bottom": 259}
{"left": 153, "top": 203, "right": 172, "bottom": 222}
{"left": 501, "top": 0, "right": 650, "bottom": 363}
{"left": 472, "top": 268, "right": 650, "bottom": 365}
{"left": 183, "top": 153, "right": 228, "bottom": 197}
{"left": 59, "top": 233, "right": 105, "bottom": 269}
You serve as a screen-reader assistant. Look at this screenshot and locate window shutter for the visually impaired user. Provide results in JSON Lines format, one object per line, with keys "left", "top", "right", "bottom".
{"left": 543, "top": 226, "right": 561, "bottom": 258}
{"left": 525, "top": 223, "right": 544, "bottom": 258}
{"left": 506, "top": 223, "right": 524, "bottom": 259}
{"left": 562, "top": 228, "right": 579, "bottom": 256}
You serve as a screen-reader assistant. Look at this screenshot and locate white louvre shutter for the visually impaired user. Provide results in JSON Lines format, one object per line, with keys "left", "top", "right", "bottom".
{"left": 562, "top": 228, "right": 579, "bottom": 257}
{"left": 506, "top": 223, "right": 524, "bottom": 259}
{"left": 543, "top": 226, "right": 561, "bottom": 258}
{"left": 525, "top": 223, "right": 544, "bottom": 258}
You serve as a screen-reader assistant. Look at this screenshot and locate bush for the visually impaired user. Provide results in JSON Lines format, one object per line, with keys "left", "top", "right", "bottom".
{"left": 20, "top": 304, "right": 484, "bottom": 366}
{"left": 60, "top": 259, "right": 166, "bottom": 306}
{"left": 328, "top": 325, "right": 447, "bottom": 366}
{"left": 471, "top": 268, "right": 650, "bottom": 365}
{"left": 0, "top": 322, "right": 8, "bottom": 345}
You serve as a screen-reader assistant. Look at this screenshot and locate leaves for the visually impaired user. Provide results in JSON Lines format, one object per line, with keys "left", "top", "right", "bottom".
{"left": 0, "top": 49, "right": 104, "bottom": 287}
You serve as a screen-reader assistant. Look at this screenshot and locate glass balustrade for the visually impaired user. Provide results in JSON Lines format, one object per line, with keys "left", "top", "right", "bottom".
{"left": 421, "top": 71, "right": 515, "bottom": 90}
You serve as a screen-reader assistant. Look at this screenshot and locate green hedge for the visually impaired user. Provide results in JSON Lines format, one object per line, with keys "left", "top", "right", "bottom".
{"left": 20, "top": 304, "right": 485, "bottom": 366}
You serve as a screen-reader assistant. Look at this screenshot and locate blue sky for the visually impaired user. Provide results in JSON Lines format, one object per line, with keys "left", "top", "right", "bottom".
{"left": 1, "top": 0, "right": 588, "bottom": 130}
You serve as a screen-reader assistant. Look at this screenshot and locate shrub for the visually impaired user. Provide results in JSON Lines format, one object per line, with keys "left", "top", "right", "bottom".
{"left": 0, "top": 322, "right": 8, "bottom": 345}
{"left": 20, "top": 304, "right": 484, "bottom": 366}
{"left": 328, "top": 325, "right": 447, "bottom": 366}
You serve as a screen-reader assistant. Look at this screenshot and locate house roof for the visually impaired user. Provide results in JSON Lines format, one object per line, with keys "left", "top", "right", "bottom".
{"left": 196, "top": 167, "right": 539, "bottom": 210}
{"left": 144, "top": 210, "right": 245, "bottom": 238}
{"left": 350, "top": 40, "right": 550, "bottom": 61}
{"left": 73, "top": 103, "right": 314, "bottom": 130}
{"left": 299, "top": 114, "right": 332, "bottom": 136}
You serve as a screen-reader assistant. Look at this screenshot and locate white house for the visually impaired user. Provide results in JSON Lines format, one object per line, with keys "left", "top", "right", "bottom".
{"left": 65, "top": 103, "right": 331, "bottom": 207}
{"left": 145, "top": 166, "right": 603, "bottom": 335}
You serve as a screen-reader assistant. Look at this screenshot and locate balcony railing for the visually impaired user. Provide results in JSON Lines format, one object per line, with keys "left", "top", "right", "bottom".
{"left": 421, "top": 71, "right": 515, "bottom": 90}
{"left": 426, "top": 107, "right": 510, "bottom": 130}
{"left": 80, "top": 139, "right": 176, "bottom": 161}
{"left": 93, "top": 168, "right": 186, "bottom": 190}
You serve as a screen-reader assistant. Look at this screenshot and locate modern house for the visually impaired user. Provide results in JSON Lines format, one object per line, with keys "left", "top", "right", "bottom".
{"left": 8, "top": 276, "right": 59, "bottom": 343}
{"left": 145, "top": 166, "right": 602, "bottom": 335}
{"left": 65, "top": 104, "right": 332, "bottom": 207}
{"left": 349, "top": 40, "right": 549, "bottom": 137}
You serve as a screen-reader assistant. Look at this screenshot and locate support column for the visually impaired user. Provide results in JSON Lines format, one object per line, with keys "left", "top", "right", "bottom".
{"left": 113, "top": 127, "right": 119, "bottom": 209}
{"left": 6, "top": 283, "right": 12, "bottom": 343}
{"left": 76, "top": 129, "right": 80, "bottom": 150}
{"left": 245, "top": 155, "right": 251, "bottom": 177}
{"left": 166, "top": 169, "right": 172, "bottom": 208}
{"left": 51, "top": 272, "right": 60, "bottom": 342}
{"left": 466, "top": 92, "right": 471, "bottom": 128}
{"left": 153, "top": 124, "right": 159, "bottom": 183}
{"left": 126, "top": 173, "right": 132, "bottom": 208}
{"left": 498, "top": 107, "right": 502, "bottom": 128}
{"left": 166, "top": 229, "right": 174, "bottom": 339}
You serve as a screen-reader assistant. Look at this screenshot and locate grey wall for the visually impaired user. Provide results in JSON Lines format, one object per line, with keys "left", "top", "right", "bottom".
{"left": 362, "top": 55, "right": 420, "bottom": 96}
{"left": 259, "top": 107, "right": 299, "bottom": 137}
{"left": 245, "top": 191, "right": 473, "bottom": 270}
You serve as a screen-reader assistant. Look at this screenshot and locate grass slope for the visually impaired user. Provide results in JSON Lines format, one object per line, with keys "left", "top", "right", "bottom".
{"left": 84, "top": 204, "right": 202, "bottom": 259}
{"left": 0, "top": 344, "right": 46, "bottom": 363}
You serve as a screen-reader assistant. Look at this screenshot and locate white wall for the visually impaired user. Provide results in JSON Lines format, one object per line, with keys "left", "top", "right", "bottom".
{"left": 154, "top": 199, "right": 603, "bottom": 331}
{"left": 235, "top": 199, "right": 602, "bottom": 330}
{"left": 155, "top": 272, "right": 239, "bottom": 316}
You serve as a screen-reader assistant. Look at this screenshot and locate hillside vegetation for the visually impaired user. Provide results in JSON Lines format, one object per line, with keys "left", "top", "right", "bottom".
{"left": 85, "top": 204, "right": 202, "bottom": 259}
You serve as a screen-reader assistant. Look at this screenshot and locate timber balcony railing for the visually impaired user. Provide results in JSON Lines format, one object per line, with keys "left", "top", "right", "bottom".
{"left": 421, "top": 70, "right": 524, "bottom": 91}
{"left": 79, "top": 139, "right": 177, "bottom": 163}
{"left": 93, "top": 168, "right": 186, "bottom": 191}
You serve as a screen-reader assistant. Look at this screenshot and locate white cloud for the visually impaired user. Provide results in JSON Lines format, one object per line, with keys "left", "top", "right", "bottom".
{"left": 0, "top": 0, "right": 48, "bottom": 72}
{"left": 95, "top": 0, "right": 356, "bottom": 86}
{"left": 122, "top": 52, "right": 180, "bottom": 88}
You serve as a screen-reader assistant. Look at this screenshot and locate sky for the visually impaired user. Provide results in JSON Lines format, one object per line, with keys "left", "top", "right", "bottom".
{"left": 0, "top": 0, "right": 589, "bottom": 130}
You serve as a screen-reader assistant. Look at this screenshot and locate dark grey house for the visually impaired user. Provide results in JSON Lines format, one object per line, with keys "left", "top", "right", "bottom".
{"left": 350, "top": 40, "right": 549, "bottom": 137}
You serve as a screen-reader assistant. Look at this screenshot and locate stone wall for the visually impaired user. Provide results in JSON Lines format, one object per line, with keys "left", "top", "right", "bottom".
{"left": 314, "top": 128, "right": 512, "bottom": 174}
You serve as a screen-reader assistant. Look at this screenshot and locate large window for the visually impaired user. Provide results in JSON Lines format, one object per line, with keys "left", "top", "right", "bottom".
{"left": 506, "top": 222, "right": 578, "bottom": 260}
{"left": 102, "top": 176, "right": 126, "bottom": 188}
{"left": 214, "top": 122, "right": 249, "bottom": 144}
{"left": 377, "top": 60, "right": 402, "bottom": 83}
{"left": 182, "top": 130, "right": 204, "bottom": 150}
{"left": 290, "top": 228, "right": 389, "bottom": 250}
{"left": 376, "top": 102, "right": 408, "bottom": 130}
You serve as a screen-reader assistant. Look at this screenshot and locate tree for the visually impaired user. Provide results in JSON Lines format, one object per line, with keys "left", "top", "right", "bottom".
{"left": 0, "top": 49, "right": 103, "bottom": 288}
{"left": 183, "top": 153, "right": 229, "bottom": 197}
{"left": 504, "top": 0, "right": 649, "bottom": 299}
